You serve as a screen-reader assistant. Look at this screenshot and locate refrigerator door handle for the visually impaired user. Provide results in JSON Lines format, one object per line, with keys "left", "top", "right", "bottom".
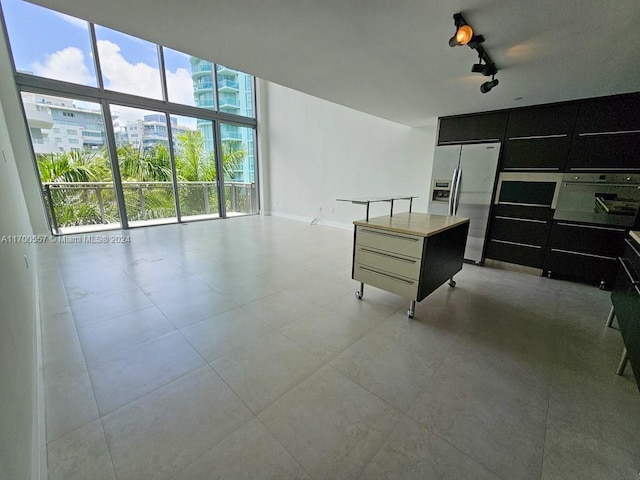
{"left": 448, "top": 168, "right": 458, "bottom": 216}
{"left": 453, "top": 169, "right": 462, "bottom": 215}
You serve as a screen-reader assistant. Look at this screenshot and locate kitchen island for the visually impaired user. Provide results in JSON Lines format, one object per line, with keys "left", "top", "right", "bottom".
{"left": 352, "top": 212, "right": 469, "bottom": 318}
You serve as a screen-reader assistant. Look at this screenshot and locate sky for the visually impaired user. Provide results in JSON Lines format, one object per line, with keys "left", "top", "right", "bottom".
{"left": 2, "top": 0, "right": 202, "bottom": 117}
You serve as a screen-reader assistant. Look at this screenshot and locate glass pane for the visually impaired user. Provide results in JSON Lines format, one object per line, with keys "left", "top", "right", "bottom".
{"left": 21, "top": 92, "right": 120, "bottom": 233}
{"left": 110, "top": 105, "right": 177, "bottom": 225}
{"left": 216, "top": 65, "right": 254, "bottom": 117}
{"left": 170, "top": 115, "right": 219, "bottom": 219}
{"left": 220, "top": 123, "right": 257, "bottom": 216}
{"left": 163, "top": 47, "right": 214, "bottom": 108}
{"left": 95, "top": 26, "right": 162, "bottom": 99}
{"left": 2, "top": 0, "right": 97, "bottom": 86}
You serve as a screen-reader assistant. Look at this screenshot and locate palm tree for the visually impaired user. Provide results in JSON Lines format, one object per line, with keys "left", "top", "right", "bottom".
{"left": 37, "top": 150, "right": 116, "bottom": 227}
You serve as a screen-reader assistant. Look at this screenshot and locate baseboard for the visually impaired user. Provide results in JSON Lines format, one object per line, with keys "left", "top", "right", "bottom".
{"left": 484, "top": 258, "right": 543, "bottom": 277}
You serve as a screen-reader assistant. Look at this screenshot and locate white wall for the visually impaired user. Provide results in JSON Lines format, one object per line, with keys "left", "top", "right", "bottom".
{"left": 0, "top": 97, "right": 39, "bottom": 480}
{"left": 0, "top": 22, "right": 42, "bottom": 480}
{"left": 260, "top": 81, "right": 437, "bottom": 228}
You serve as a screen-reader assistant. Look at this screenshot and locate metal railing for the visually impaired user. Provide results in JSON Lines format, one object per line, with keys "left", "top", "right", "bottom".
{"left": 43, "top": 181, "right": 257, "bottom": 233}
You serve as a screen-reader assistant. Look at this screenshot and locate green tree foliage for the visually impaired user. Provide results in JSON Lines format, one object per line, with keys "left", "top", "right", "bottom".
{"left": 37, "top": 133, "right": 249, "bottom": 228}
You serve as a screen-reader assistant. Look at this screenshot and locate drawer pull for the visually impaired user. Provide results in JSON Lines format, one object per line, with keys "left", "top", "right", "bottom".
{"left": 624, "top": 238, "right": 640, "bottom": 258}
{"left": 360, "top": 228, "right": 419, "bottom": 242}
{"left": 358, "top": 266, "right": 415, "bottom": 285}
{"left": 618, "top": 257, "right": 640, "bottom": 285}
{"left": 360, "top": 247, "right": 417, "bottom": 264}
{"left": 502, "top": 167, "right": 561, "bottom": 171}
{"left": 491, "top": 239, "right": 542, "bottom": 249}
{"left": 495, "top": 216, "right": 547, "bottom": 224}
{"left": 578, "top": 129, "right": 640, "bottom": 137}
{"left": 556, "top": 223, "right": 626, "bottom": 233}
{"left": 509, "top": 134, "right": 568, "bottom": 140}
{"left": 551, "top": 248, "right": 617, "bottom": 261}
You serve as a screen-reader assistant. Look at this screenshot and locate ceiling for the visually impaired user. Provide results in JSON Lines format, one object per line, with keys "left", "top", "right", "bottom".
{"left": 29, "top": 0, "right": 640, "bottom": 127}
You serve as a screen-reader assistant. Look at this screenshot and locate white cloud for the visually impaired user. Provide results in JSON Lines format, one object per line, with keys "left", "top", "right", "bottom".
{"left": 166, "top": 68, "right": 196, "bottom": 106}
{"left": 29, "top": 41, "right": 198, "bottom": 125}
{"left": 31, "top": 46, "right": 95, "bottom": 85}
{"left": 97, "top": 40, "right": 163, "bottom": 99}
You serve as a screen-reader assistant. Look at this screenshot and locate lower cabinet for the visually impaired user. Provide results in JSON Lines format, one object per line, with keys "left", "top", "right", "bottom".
{"left": 485, "top": 205, "right": 553, "bottom": 268}
{"left": 543, "top": 221, "right": 628, "bottom": 287}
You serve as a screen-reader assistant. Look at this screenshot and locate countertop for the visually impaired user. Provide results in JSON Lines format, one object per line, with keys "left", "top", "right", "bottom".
{"left": 353, "top": 212, "right": 469, "bottom": 237}
{"left": 631, "top": 231, "right": 640, "bottom": 244}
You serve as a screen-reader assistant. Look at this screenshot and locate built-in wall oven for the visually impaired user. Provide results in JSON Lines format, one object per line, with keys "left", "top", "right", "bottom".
{"left": 495, "top": 172, "right": 563, "bottom": 208}
{"left": 554, "top": 173, "right": 640, "bottom": 228}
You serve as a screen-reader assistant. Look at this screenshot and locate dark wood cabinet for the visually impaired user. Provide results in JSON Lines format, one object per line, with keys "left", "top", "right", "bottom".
{"left": 438, "top": 112, "right": 508, "bottom": 145}
{"left": 501, "top": 104, "right": 577, "bottom": 172}
{"left": 543, "top": 220, "right": 628, "bottom": 287}
{"left": 566, "top": 132, "right": 640, "bottom": 171}
{"left": 506, "top": 104, "right": 578, "bottom": 138}
{"left": 566, "top": 93, "right": 640, "bottom": 171}
{"left": 573, "top": 94, "right": 640, "bottom": 134}
{"left": 485, "top": 205, "right": 553, "bottom": 268}
{"left": 501, "top": 138, "right": 571, "bottom": 171}
{"left": 610, "top": 236, "right": 640, "bottom": 391}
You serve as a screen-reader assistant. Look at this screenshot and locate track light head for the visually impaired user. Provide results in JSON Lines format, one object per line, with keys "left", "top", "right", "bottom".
{"left": 449, "top": 25, "right": 473, "bottom": 47}
{"left": 480, "top": 77, "right": 499, "bottom": 94}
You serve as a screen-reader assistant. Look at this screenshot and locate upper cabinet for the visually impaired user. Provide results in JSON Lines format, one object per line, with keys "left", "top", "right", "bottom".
{"left": 566, "top": 93, "right": 640, "bottom": 171}
{"left": 437, "top": 112, "right": 508, "bottom": 145}
{"left": 501, "top": 104, "right": 578, "bottom": 171}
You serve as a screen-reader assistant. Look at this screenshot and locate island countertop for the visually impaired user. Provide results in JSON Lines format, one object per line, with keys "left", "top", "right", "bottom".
{"left": 353, "top": 212, "right": 469, "bottom": 237}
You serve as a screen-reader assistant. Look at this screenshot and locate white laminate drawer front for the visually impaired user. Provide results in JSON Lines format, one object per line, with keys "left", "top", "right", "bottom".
{"left": 356, "top": 227, "right": 423, "bottom": 258}
{"left": 353, "top": 263, "right": 419, "bottom": 299}
{"left": 355, "top": 245, "right": 421, "bottom": 279}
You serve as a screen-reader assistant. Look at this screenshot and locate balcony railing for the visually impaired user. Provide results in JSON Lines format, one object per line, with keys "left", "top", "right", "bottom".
{"left": 217, "top": 79, "right": 240, "bottom": 90}
{"left": 43, "top": 181, "right": 257, "bottom": 234}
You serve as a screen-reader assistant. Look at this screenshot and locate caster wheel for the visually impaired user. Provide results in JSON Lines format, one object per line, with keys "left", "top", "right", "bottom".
{"left": 599, "top": 282, "right": 606, "bottom": 290}
{"left": 355, "top": 291, "right": 363, "bottom": 300}
{"left": 448, "top": 280, "right": 456, "bottom": 288}
{"left": 546, "top": 271, "right": 553, "bottom": 279}
{"left": 407, "top": 310, "right": 414, "bottom": 319}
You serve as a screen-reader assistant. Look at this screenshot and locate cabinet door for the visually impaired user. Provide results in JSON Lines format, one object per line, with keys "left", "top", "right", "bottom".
{"left": 438, "top": 112, "right": 508, "bottom": 145}
{"left": 566, "top": 132, "right": 640, "bottom": 171}
{"left": 548, "top": 221, "right": 627, "bottom": 257}
{"left": 567, "top": 94, "right": 640, "bottom": 171}
{"left": 543, "top": 248, "right": 619, "bottom": 286}
{"left": 501, "top": 138, "right": 571, "bottom": 171}
{"left": 506, "top": 104, "right": 578, "bottom": 138}
{"left": 485, "top": 240, "right": 545, "bottom": 268}
{"left": 574, "top": 94, "right": 640, "bottom": 134}
{"left": 501, "top": 104, "right": 577, "bottom": 171}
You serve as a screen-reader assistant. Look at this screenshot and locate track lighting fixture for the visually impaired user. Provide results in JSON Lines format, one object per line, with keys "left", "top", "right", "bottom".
{"left": 481, "top": 76, "right": 499, "bottom": 94}
{"left": 448, "top": 12, "right": 500, "bottom": 93}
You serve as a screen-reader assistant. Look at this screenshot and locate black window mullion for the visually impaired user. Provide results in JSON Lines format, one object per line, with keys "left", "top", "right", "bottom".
{"left": 88, "top": 23, "right": 105, "bottom": 91}
{"left": 101, "top": 100, "right": 129, "bottom": 229}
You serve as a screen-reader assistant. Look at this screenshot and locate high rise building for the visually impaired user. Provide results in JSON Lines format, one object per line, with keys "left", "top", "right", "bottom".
{"left": 189, "top": 58, "right": 255, "bottom": 181}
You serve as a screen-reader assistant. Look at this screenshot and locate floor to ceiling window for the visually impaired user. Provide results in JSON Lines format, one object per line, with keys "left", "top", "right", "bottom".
{"left": 1, "top": 0, "right": 258, "bottom": 234}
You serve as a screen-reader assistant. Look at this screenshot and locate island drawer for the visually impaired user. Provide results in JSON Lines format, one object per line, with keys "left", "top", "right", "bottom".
{"left": 354, "top": 245, "right": 421, "bottom": 279}
{"left": 356, "top": 227, "right": 423, "bottom": 258}
{"left": 353, "top": 262, "right": 419, "bottom": 299}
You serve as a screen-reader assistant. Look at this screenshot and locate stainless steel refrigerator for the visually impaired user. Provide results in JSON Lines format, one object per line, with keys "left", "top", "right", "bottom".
{"left": 428, "top": 143, "right": 500, "bottom": 263}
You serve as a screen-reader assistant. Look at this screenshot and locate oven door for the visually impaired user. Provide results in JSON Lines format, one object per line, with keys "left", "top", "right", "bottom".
{"left": 553, "top": 174, "right": 640, "bottom": 227}
{"left": 495, "top": 173, "right": 563, "bottom": 208}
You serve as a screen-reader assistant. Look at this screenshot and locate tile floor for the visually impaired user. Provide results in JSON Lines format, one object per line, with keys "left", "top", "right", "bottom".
{"left": 37, "top": 216, "right": 640, "bottom": 480}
